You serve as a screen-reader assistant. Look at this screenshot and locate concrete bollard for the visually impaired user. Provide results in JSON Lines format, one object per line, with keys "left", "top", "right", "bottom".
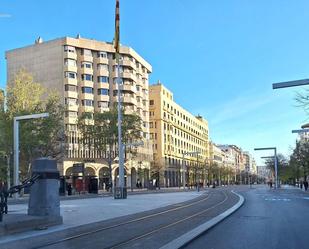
{"left": 28, "top": 158, "right": 62, "bottom": 224}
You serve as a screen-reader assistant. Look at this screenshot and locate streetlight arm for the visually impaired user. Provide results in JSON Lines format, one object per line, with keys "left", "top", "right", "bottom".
{"left": 272, "top": 79, "right": 309, "bottom": 89}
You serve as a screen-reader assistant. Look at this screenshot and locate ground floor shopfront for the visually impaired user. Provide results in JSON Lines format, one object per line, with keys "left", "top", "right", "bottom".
{"left": 59, "top": 159, "right": 151, "bottom": 193}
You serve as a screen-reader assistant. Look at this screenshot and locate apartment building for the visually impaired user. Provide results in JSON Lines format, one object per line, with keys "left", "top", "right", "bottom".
{"left": 6, "top": 36, "right": 152, "bottom": 189}
{"left": 149, "top": 82, "right": 209, "bottom": 187}
{"left": 209, "top": 142, "right": 226, "bottom": 168}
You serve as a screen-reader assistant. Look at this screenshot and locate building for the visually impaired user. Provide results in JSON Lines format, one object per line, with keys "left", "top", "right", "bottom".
{"left": 209, "top": 142, "right": 225, "bottom": 167}
{"left": 0, "top": 89, "right": 4, "bottom": 111}
{"left": 6, "top": 36, "right": 152, "bottom": 190}
{"left": 218, "top": 144, "right": 245, "bottom": 183}
{"left": 149, "top": 82, "right": 209, "bottom": 187}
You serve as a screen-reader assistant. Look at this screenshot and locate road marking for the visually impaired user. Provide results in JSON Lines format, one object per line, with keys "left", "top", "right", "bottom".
{"left": 264, "top": 198, "right": 291, "bottom": 201}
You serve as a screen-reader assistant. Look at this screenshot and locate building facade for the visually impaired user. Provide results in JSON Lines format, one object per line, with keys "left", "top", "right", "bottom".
{"left": 6, "top": 36, "right": 153, "bottom": 190}
{"left": 149, "top": 82, "right": 209, "bottom": 187}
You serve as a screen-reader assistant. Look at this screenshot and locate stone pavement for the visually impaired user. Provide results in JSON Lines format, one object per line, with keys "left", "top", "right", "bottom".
{"left": 0, "top": 189, "right": 204, "bottom": 245}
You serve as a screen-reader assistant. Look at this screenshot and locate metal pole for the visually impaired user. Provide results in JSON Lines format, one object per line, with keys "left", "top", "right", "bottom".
{"left": 182, "top": 153, "right": 185, "bottom": 189}
{"left": 274, "top": 148, "right": 278, "bottom": 189}
{"left": 116, "top": 57, "right": 124, "bottom": 192}
{"left": 13, "top": 118, "right": 19, "bottom": 198}
{"left": 6, "top": 154, "right": 10, "bottom": 189}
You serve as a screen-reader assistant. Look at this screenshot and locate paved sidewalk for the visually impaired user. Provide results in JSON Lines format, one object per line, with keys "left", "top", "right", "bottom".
{"left": 0, "top": 189, "right": 204, "bottom": 245}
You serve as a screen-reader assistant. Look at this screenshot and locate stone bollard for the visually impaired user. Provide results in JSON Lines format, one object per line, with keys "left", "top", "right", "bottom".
{"left": 28, "top": 158, "right": 63, "bottom": 225}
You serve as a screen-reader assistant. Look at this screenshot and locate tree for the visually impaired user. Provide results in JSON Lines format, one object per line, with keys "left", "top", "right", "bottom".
{"left": 264, "top": 153, "right": 288, "bottom": 182}
{"left": 0, "top": 69, "right": 64, "bottom": 181}
{"left": 77, "top": 106, "right": 143, "bottom": 191}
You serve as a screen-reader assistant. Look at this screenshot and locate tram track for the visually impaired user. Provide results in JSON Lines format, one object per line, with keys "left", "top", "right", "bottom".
{"left": 31, "top": 189, "right": 238, "bottom": 249}
{"left": 32, "top": 191, "right": 213, "bottom": 249}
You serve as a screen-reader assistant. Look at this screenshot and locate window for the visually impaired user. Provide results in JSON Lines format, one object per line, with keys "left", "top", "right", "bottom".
{"left": 65, "top": 111, "right": 77, "bottom": 117}
{"left": 81, "top": 62, "right": 92, "bottom": 68}
{"left": 98, "top": 89, "right": 109, "bottom": 95}
{"left": 113, "top": 78, "right": 123, "bottom": 84}
{"left": 98, "top": 76, "right": 109, "bottom": 83}
{"left": 136, "top": 86, "right": 140, "bottom": 91}
{"left": 149, "top": 100, "right": 154, "bottom": 105}
{"left": 65, "top": 85, "right": 77, "bottom": 92}
{"left": 97, "top": 51, "right": 108, "bottom": 58}
{"left": 64, "top": 58, "right": 76, "bottom": 67}
{"left": 97, "top": 64, "right": 108, "bottom": 70}
{"left": 64, "top": 71, "right": 77, "bottom": 79}
{"left": 82, "top": 74, "right": 93, "bottom": 81}
{"left": 98, "top": 101, "right": 109, "bottom": 108}
{"left": 65, "top": 98, "right": 78, "bottom": 105}
{"left": 149, "top": 122, "right": 153, "bottom": 128}
{"left": 81, "top": 87, "right": 93, "bottom": 94}
{"left": 64, "top": 46, "right": 75, "bottom": 53}
{"left": 81, "top": 99, "right": 94, "bottom": 106}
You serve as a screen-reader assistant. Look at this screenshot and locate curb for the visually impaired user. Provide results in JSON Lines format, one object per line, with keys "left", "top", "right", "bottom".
{"left": 159, "top": 190, "right": 245, "bottom": 249}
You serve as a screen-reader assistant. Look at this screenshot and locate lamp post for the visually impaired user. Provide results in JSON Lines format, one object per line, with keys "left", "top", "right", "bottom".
{"left": 272, "top": 79, "right": 309, "bottom": 89}
{"left": 182, "top": 151, "right": 199, "bottom": 189}
{"left": 13, "top": 113, "right": 49, "bottom": 198}
{"left": 255, "top": 147, "right": 278, "bottom": 189}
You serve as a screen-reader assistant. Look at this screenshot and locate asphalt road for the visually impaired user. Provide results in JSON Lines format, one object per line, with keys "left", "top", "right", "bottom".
{"left": 185, "top": 185, "right": 309, "bottom": 249}
{"left": 3, "top": 188, "right": 239, "bottom": 249}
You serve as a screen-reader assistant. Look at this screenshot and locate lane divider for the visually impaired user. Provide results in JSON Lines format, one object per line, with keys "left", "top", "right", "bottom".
{"left": 159, "top": 190, "right": 245, "bottom": 249}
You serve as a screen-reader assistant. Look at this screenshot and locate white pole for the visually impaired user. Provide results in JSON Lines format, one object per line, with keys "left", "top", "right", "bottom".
{"left": 274, "top": 148, "right": 278, "bottom": 189}
{"left": 13, "top": 118, "right": 19, "bottom": 198}
{"left": 182, "top": 153, "right": 185, "bottom": 189}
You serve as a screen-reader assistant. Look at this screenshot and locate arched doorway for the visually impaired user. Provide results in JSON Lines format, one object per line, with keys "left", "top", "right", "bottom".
{"left": 114, "top": 167, "right": 127, "bottom": 187}
{"left": 65, "top": 167, "right": 73, "bottom": 177}
{"left": 99, "top": 167, "right": 111, "bottom": 191}
{"left": 84, "top": 167, "right": 96, "bottom": 176}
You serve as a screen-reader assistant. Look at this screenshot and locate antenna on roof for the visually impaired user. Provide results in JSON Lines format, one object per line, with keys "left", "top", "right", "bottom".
{"left": 35, "top": 37, "right": 43, "bottom": 44}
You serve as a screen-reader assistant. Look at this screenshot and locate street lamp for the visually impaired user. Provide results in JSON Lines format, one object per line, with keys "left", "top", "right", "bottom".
{"left": 254, "top": 147, "right": 278, "bottom": 189}
{"left": 182, "top": 151, "right": 199, "bottom": 189}
{"left": 272, "top": 79, "right": 309, "bottom": 89}
{"left": 13, "top": 113, "right": 49, "bottom": 198}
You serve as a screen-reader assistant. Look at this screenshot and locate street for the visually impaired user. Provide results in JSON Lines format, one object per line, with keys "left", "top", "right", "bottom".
{"left": 185, "top": 185, "right": 309, "bottom": 249}
{"left": 2, "top": 188, "right": 239, "bottom": 249}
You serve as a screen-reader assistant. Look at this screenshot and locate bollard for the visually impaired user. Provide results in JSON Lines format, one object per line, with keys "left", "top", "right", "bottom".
{"left": 28, "top": 158, "right": 62, "bottom": 224}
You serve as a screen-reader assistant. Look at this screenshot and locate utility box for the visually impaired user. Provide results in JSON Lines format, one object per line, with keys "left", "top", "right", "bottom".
{"left": 28, "top": 158, "right": 63, "bottom": 225}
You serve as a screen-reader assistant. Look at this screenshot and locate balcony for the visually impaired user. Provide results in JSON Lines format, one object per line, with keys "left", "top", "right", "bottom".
{"left": 64, "top": 116, "right": 78, "bottom": 124}
{"left": 97, "top": 82, "right": 109, "bottom": 89}
{"left": 96, "top": 95, "right": 110, "bottom": 102}
{"left": 123, "top": 96, "right": 137, "bottom": 106}
{"left": 64, "top": 78, "right": 78, "bottom": 86}
{"left": 64, "top": 65, "right": 77, "bottom": 73}
{"left": 66, "top": 104, "right": 79, "bottom": 112}
{"left": 123, "top": 84, "right": 137, "bottom": 93}
{"left": 80, "top": 93, "right": 94, "bottom": 100}
{"left": 81, "top": 67, "right": 93, "bottom": 75}
{"left": 122, "top": 72, "right": 137, "bottom": 82}
{"left": 64, "top": 51, "right": 77, "bottom": 60}
{"left": 97, "top": 68, "right": 109, "bottom": 76}
{"left": 118, "top": 59, "right": 136, "bottom": 70}
{"left": 95, "top": 57, "right": 109, "bottom": 65}
{"left": 79, "top": 106, "right": 94, "bottom": 113}
{"left": 95, "top": 106, "right": 110, "bottom": 113}
{"left": 64, "top": 91, "right": 78, "bottom": 99}
{"left": 80, "top": 55, "right": 93, "bottom": 63}
{"left": 113, "top": 96, "right": 137, "bottom": 106}
{"left": 80, "top": 80, "right": 94, "bottom": 88}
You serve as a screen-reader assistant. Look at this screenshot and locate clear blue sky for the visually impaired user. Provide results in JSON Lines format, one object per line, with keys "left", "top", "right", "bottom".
{"left": 1, "top": 0, "right": 308, "bottom": 165}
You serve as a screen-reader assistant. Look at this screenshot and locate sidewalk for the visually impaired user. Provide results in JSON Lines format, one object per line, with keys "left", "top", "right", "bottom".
{"left": 0, "top": 189, "right": 205, "bottom": 245}
{"left": 7, "top": 187, "right": 196, "bottom": 205}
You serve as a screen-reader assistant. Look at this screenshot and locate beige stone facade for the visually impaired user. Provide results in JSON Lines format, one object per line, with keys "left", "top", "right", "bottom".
{"left": 6, "top": 36, "right": 152, "bottom": 189}
{"left": 149, "top": 82, "right": 209, "bottom": 187}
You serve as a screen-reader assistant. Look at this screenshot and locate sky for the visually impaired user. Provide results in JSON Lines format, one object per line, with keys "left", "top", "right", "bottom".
{"left": 1, "top": 0, "right": 309, "bottom": 165}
